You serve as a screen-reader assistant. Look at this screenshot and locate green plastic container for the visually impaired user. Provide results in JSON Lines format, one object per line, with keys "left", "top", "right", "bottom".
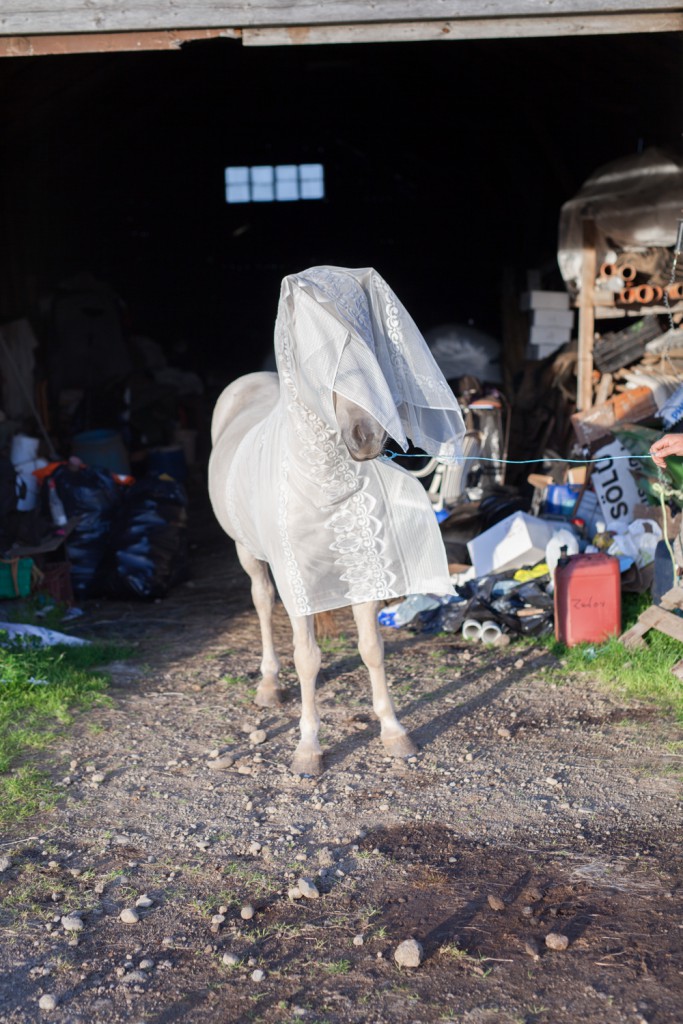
{"left": 0, "top": 557, "right": 33, "bottom": 598}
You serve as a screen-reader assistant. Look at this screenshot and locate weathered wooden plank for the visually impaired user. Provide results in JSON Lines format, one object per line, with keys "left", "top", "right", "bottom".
{"left": 577, "top": 219, "right": 597, "bottom": 413}
{"left": 658, "top": 586, "right": 683, "bottom": 612}
{"left": 620, "top": 619, "right": 650, "bottom": 649}
{"left": 0, "top": 28, "right": 238, "bottom": 56}
{"left": 621, "top": 602, "right": 683, "bottom": 647}
{"left": 0, "top": 0, "right": 682, "bottom": 36}
{"left": 244, "top": 12, "right": 683, "bottom": 45}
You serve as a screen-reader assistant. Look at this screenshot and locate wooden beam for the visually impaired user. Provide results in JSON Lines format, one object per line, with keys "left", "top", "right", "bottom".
{"left": 0, "top": 1, "right": 681, "bottom": 36}
{"left": 0, "top": 28, "right": 238, "bottom": 57}
{"left": 577, "top": 219, "right": 597, "bottom": 413}
{"left": 244, "top": 12, "right": 683, "bottom": 46}
{"left": 2, "top": 9, "right": 678, "bottom": 56}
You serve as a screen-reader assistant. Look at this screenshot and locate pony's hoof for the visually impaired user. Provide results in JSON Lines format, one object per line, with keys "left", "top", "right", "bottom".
{"left": 254, "top": 685, "right": 285, "bottom": 708}
{"left": 291, "top": 748, "right": 324, "bottom": 776}
{"left": 383, "top": 732, "right": 418, "bottom": 759}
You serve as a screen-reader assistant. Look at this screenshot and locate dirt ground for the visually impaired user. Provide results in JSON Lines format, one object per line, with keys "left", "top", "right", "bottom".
{"left": 1, "top": 494, "right": 682, "bottom": 1024}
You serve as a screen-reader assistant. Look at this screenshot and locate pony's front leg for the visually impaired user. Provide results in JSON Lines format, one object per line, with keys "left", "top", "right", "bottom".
{"left": 235, "top": 543, "right": 284, "bottom": 707}
{"left": 290, "top": 614, "right": 324, "bottom": 775}
{"left": 353, "top": 601, "right": 418, "bottom": 758}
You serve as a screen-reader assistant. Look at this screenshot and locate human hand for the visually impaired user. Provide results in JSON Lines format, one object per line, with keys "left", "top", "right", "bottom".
{"left": 649, "top": 432, "right": 683, "bottom": 468}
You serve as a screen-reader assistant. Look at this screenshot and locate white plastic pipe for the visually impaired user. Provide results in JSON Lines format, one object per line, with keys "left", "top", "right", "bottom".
{"left": 480, "top": 620, "right": 503, "bottom": 644}
{"left": 462, "top": 619, "right": 483, "bottom": 641}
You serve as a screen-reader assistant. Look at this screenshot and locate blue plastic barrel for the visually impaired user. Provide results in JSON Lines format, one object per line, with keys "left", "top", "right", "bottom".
{"left": 147, "top": 445, "right": 187, "bottom": 482}
{"left": 72, "top": 429, "right": 130, "bottom": 475}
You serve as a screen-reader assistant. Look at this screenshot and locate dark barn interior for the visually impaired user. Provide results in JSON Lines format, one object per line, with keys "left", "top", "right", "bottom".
{"left": 1, "top": 31, "right": 681, "bottom": 390}
{"left": 0, "top": 29, "right": 682, "bottom": 603}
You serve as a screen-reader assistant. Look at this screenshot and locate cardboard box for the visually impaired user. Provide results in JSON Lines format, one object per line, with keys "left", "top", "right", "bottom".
{"left": 467, "top": 512, "right": 556, "bottom": 576}
{"left": 566, "top": 465, "right": 588, "bottom": 485}
{"left": 529, "top": 326, "right": 573, "bottom": 347}
{"left": 532, "top": 309, "right": 575, "bottom": 328}
{"left": 527, "top": 343, "right": 563, "bottom": 361}
{"left": 520, "top": 290, "right": 570, "bottom": 312}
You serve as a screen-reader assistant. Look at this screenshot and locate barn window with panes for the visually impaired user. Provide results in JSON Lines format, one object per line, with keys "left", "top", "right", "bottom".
{"left": 225, "top": 164, "right": 325, "bottom": 203}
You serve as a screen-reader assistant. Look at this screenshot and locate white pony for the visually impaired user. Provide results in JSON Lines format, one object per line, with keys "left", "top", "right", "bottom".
{"left": 209, "top": 266, "right": 465, "bottom": 774}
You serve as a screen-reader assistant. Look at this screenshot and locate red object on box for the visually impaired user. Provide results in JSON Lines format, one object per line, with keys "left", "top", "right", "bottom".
{"left": 554, "top": 552, "right": 621, "bottom": 646}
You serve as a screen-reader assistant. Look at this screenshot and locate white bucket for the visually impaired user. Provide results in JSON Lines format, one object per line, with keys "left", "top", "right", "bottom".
{"left": 174, "top": 427, "right": 198, "bottom": 466}
{"left": 10, "top": 433, "right": 40, "bottom": 467}
{"left": 15, "top": 457, "right": 48, "bottom": 511}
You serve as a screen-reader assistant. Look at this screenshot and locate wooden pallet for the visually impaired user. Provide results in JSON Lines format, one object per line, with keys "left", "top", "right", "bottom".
{"left": 620, "top": 586, "right": 683, "bottom": 678}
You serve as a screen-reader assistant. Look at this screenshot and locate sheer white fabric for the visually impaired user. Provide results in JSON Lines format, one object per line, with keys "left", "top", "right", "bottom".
{"left": 219, "top": 266, "right": 466, "bottom": 617}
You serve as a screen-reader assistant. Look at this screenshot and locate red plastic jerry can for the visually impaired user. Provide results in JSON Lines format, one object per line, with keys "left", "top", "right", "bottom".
{"left": 554, "top": 552, "right": 621, "bottom": 646}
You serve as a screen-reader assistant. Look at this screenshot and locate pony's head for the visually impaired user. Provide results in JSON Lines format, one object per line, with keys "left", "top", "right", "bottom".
{"left": 333, "top": 391, "right": 388, "bottom": 462}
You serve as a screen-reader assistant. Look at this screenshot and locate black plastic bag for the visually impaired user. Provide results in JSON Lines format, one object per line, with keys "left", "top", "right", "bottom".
{"left": 47, "top": 463, "right": 122, "bottom": 596}
{"left": 96, "top": 475, "right": 189, "bottom": 599}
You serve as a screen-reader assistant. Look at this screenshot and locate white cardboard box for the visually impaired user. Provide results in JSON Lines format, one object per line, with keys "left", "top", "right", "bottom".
{"left": 529, "top": 326, "right": 572, "bottom": 347}
{"left": 467, "top": 511, "right": 556, "bottom": 576}
{"left": 526, "top": 343, "right": 561, "bottom": 361}
{"left": 520, "top": 290, "right": 570, "bottom": 312}
{"left": 532, "top": 309, "right": 575, "bottom": 328}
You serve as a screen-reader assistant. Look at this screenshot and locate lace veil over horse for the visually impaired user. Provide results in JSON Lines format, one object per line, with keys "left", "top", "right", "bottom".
{"left": 211, "top": 266, "right": 465, "bottom": 617}
{"left": 209, "top": 266, "right": 465, "bottom": 772}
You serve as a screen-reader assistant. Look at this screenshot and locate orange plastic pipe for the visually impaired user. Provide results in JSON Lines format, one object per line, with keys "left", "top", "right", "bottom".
{"left": 635, "top": 285, "right": 655, "bottom": 304}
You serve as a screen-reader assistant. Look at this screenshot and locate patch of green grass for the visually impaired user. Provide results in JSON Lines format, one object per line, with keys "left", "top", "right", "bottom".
{"left": 0, "top": 634, "right": 131, "bottom": 823}
{"left": 322, "top": 959, "right": 351, "bottom": 975}
{"left": 0, "top": 766, "right": 58, "bottom": 825}
{"left": 537, "top": 593, "right": 683, "bottom": 721}
{"left": 222, "top": 861, "right": 278, "bottom": 898}
{"left": 2, "top": 597, "right": 71, "bottom": 630}
{"left": 2, "top": 860, "right": 100, "bottom": 922}
{"left": 318, "top": 634, "right": 348, "bottom": 654}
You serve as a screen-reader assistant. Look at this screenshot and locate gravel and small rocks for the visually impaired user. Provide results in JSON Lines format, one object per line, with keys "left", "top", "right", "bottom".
{"left": 2, "top": 532, "right": 680, "bottom": 1024}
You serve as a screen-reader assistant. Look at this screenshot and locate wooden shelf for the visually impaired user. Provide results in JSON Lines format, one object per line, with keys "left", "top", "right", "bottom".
{"left": 576, "top": 219, "right": 683, "bottom": 409}
{"left": 573, "top": 298, "right": 683, "bottom": 320}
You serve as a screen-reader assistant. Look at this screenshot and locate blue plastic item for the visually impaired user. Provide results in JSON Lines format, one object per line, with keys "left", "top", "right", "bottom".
{"left": 147, "top": 445, "right": 187, "bottom": 482}
{"left": 72, "top": 429, "right": 130, "bottom": 475}
{"left": 542, "top": 483, "right": 581, "bottom": 518}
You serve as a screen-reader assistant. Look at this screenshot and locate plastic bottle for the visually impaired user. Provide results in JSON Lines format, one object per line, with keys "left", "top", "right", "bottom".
{"left": 545, "top": 528, "right": 580, "bottom": 575}
{"left": 48, "top": 478, "right": 67, "bottom": 527}
{"left": 377, "top": 594, "right": 441, "bottom": 628}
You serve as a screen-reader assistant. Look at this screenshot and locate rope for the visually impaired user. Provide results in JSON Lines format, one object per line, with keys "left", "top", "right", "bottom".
{"left": 381, "top": 452, "right": 659, "bottom": 465}
{"left": 383, "top": 450, "right": 683, "bottom": 588}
